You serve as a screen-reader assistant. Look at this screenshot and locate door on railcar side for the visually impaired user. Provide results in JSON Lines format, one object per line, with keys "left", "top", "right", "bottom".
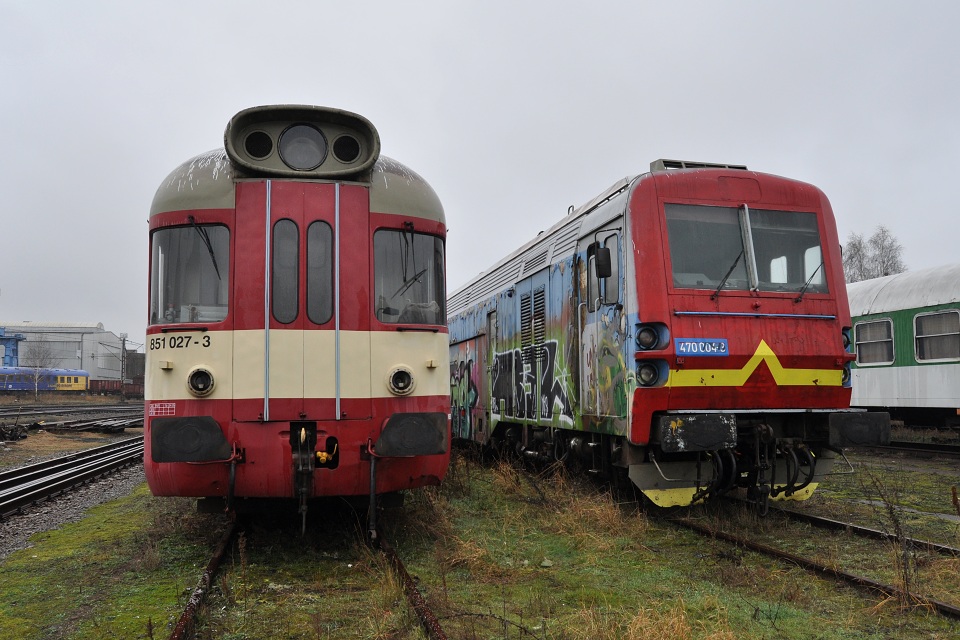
{"left": 491, "top": 295, "right": 518, "bottom": 421}
{"left": 232, "top": 180, "right": 371, "bottom": 423}
{"left": 577, "top": 232, "right": 626, "bottom": 419}
{"left": 517, "top": 270, "right": 552, "bottom": 423}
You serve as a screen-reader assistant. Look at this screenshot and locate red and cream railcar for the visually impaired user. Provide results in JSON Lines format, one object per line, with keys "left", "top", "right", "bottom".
{"left": 145, "top": 105, "right": 449, "bottom": 525}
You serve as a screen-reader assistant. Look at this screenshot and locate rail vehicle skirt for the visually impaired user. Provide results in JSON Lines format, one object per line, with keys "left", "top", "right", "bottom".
{"left": 827, "top": 411, "right": 890, "bottom": 447}
{"left": 375, "top": 412, "right": 449, "bottom": 456}
{"left": 654, "top": 414, "right": 737, "bottom": 453}
{"left": 150, "top": 416, "right": 232, "bottom": 462}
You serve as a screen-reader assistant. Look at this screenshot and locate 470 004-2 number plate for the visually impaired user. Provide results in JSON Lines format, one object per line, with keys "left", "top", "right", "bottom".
{"left": 674, "top": 338, "right": 729, "bottom": 356}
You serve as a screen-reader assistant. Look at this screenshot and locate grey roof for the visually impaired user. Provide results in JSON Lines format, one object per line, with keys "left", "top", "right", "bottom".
{"left": 0, "top": 322, "right": 106, "bottom": 331}
{"left": 846, "top": 263, "right": 960, "bottom": 316}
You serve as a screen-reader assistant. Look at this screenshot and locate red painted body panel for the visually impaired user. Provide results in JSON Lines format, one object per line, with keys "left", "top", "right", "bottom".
{"left": 627, "top": 170, "right": 853, "bottom": 445}
{"left": 145, "top": 396, "right": 448, "bottom": 498}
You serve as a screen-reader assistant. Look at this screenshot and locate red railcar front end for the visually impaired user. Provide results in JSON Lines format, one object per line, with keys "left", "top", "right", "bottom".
{"left": 144, "top": 106, "right": 450, "bottom": 520}
{"left": 624, "top": 167, "right": 886, "bottom": 506}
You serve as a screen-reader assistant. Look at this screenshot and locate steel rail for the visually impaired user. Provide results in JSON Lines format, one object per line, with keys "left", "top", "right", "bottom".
{"left": 876, "top": 441, "right": 960, "bottom": 457}
{"left": 169, "top": 520, "right": 238, "bottom": 640}
{"left": 377, "top": 528, "right": 448, "bottom": 640}
{"left": 0, "top": 441, "right": 144, "bottom": 519}
{"left": 671, "top": 516, "right": 960, "bottom": 620}
{"left": 44, "top": 416, "right": 144, "bottom": 432}
{"left": 0, "top": 436, "right": 142, "bottom": 491}
{"left": 0, "top": 404, "right": 143, "bottom": 419}
{"left": 164, "top": 521, "right": 447, "bottom": 640}
{"left": 723, "top": 496, "right": 960, "bottom": 557}
{"left": 770, "top": 506, "right": 960, "bottom": 556}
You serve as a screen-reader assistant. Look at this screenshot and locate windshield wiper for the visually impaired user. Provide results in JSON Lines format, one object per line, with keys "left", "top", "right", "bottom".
{"left": 711, "top": 250, "right": 743, "bottom": 300}
{"left": 188, "top": 216, "right": 222, "bottom": 281}
{"left": 794, "top": 262, "right": 824, "bottom": 302}
{"left": 392, "top": 268, "right": 427, "bottom": 298}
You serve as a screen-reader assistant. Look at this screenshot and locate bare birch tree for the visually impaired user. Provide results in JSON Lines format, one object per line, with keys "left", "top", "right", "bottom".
{"left": 20, "top": 339, "right": 59, "bottom": 400}
{"left": 842, "top": 232, "right": 871, "bottom": 283}
{"left": 869, "top": 225, "right": 907, "bottom": 278}
{"left": 843, "top": 225, "right": 906, "bottom": 283}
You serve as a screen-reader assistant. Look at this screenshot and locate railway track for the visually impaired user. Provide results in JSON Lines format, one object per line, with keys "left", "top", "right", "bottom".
{"left": 874, "top": 440, "right": 960, "bottom": 458}
{"left": 770, "top": 505, "right": 960, "bottom": 556}
{"left": 670, "top": 513, "right": 960, "bottom": 621}
{"left": 0, "top": 403, "right": 143, "bottom": 421}
{"left": 0, "top": 436, "right": 144, "bottom": 519}
{"left": 167, "top": 520, "right": 448, "bottom": 640}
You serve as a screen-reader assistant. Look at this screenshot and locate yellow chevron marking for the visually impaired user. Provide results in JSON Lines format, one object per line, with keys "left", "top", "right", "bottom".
{"left": 667, "top": 339, "right": 841, "bottom": 388}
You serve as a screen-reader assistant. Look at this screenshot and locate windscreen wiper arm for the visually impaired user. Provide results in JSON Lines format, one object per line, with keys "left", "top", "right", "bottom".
{"left": 711, "top": 250, "right": 743, "bottom": 300}
{"left": 794, "top": 262, "right": 824, "bottom": 302}
{"left": 392, "top": 268, "right": 427, "bottom": 298}
{"left": 188, "top": 215, "right": 222, "bottom": 281}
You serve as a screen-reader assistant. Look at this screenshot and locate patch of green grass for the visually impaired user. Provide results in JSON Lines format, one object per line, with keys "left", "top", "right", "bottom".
{"left": 0, "top": 484, "right": 226, "bottom": 639}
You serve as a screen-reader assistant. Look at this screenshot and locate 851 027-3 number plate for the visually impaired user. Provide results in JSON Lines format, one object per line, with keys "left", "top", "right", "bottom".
{"left": 149, "top": 335, "right": 211, "bottom": 350}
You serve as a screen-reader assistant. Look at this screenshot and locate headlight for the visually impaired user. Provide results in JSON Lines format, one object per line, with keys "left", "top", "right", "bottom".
{"left": 332, "top": 134, "right": 362, "bottom": 163}
{"left": 187, "top": 367, "right": 215, "bottom": 397}
{"left": 243, "top": 130, "right": 273, "bottom": 159}
{"left": 278, "top": 124, "right": 327, "bottom": 170}
{"left": 635, "top": 323, "right": 668, "bottom": 351}
{"left": 637, "top": 362, "right": 660, "bottom": 387}
{"left": 636, "top": 326, "right": 659, "bottom": 350}
{"left": 387, "top": 366, "right": 416, "bottom": 396}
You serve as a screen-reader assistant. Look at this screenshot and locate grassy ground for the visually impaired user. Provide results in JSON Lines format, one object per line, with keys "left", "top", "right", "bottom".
{"left": 0, "top": 450, "right": 958, "bottom": 639}
{"left": 0, "top": 486, "right": 225, "bottom": 639}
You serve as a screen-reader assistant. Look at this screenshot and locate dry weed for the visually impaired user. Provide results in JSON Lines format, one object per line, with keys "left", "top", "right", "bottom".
{"left": 491, "top": 458, "right": 525, "bottom": 496}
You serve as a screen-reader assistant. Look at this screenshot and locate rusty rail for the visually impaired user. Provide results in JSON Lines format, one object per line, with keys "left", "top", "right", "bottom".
{"left": 377, "top": 530, "right": 448, "bottom": 640}
{"left": 169, "top": 520, "right": 238, "bottom": 640}
{"left": 672, "top": 516, "right": 960, "bottom": 620}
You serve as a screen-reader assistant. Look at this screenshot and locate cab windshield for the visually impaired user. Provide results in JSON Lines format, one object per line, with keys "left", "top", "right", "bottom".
{"left": 374, "top": 229, "right": 445, "bottom": 325}
{"left": 665, "top": 204, "right": 827, "bottom": 294}
{"left": 150, "top": 224, "right": 230, "bottom": 324}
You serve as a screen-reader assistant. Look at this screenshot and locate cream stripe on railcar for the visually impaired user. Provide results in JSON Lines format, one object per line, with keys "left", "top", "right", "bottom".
{"left": 147, "top": 330, "right": 448, "bottom": 401}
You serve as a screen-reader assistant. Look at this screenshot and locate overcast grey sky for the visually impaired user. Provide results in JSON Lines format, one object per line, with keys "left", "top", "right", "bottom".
{"left": 1, "top": 2, "right": 957, "bottom": 349}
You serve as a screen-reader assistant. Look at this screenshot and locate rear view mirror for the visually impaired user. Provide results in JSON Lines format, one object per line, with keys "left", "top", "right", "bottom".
{"left": 595, "top": 247, "right": 612, "bottom": 278}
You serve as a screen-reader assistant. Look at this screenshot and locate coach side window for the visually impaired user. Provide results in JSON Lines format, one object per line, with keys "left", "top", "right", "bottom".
{"left": 854, "top": 319, "right": 894, "bottom": 365}
{"left": 374, "top": 229, "right": 445, "bottom": 325}
{"left": 915, "top": 310, "right": 960, "bottom": 361}
{"left": 586, "top": 250, "right": 598, "bottom": 312}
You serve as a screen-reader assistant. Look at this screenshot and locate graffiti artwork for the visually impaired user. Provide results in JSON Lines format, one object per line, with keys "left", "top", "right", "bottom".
{"left": 488, "top": 341, "right": 573, "bottom": 425}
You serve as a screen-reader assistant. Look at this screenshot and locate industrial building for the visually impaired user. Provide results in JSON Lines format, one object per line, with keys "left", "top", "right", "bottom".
{"left": 0, "top": 321, "right": 144, "bottom": 383}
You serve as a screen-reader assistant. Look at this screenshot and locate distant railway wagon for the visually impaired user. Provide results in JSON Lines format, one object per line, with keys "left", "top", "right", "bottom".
{"left": 848, "top": 263, "right": 960, "bottom": 427}
{"left": 145, "top": 105, "right": 450, "bottom": 529}
{"left": 0, "top": 367, "right": 90, "bottom": 392}
{"left": 448, "top": 159, "right": 889, "bottom": 509}
{"left": 89, "top": 378, "right": 145, "bottom": 398}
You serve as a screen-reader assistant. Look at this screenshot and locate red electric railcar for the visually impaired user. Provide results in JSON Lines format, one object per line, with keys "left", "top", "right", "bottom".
{"left": 145, "top": 105, "right": 450, "bottom": 530}
{"left": 448, "top": 159, "right": 889, "bottom": 509}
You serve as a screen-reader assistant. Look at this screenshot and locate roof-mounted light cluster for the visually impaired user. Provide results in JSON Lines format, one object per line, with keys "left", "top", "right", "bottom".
{"left": 650, "top": 159, "right": 748, "bottom": 172}
{"left": 224, "top": 105, "right": 381, "bottom": 178}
